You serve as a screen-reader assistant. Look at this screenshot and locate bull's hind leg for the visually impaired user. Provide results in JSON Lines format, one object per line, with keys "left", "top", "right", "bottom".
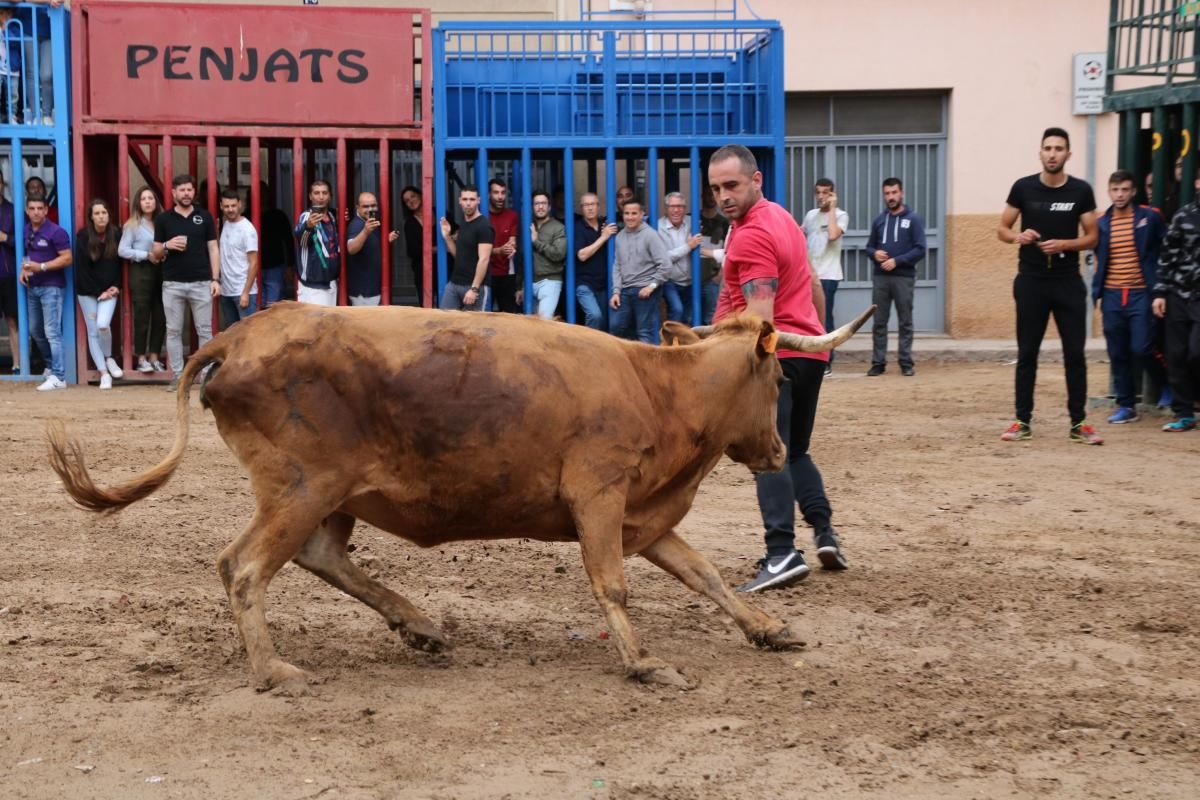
{"left": 291, "top": 511, "right": 448, "bottom": 653}
{"left": 639, "top": 531, "right": 804, "bottom": 650}
{"left": 217, "top": 499, "right": 332, "bottom": 692}
{"left": 571, "top": 489, "right": 690, "bottom": 688}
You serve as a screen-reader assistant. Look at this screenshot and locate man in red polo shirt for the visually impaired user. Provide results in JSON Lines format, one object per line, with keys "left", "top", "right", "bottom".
{"left": 487, "top": 179, "right": 521, "bottom": 313}
{"left": 710, "top": 144, "right": 848, "bottom": 592}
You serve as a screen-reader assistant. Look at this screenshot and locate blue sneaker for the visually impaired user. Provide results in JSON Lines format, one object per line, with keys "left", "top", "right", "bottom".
{"left": 1107, "top": 406, "right": 1139, "bottom": 424}
{"left": 1158, "top": 387, "right": 1174, "bottom": 408}
{"left": 1162, "top": 417, "right": 1196, "bottom": 432}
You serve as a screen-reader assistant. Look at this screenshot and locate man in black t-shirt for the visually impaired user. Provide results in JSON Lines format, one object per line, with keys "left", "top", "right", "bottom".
{"left": 153, "top": 174, "right": 219, "bottom": 392}
{"left": 438, "top": 186, "right": 494, "bottom": 311}
{"left": 997, "top": 127, "right": 1102, "bottom": 444}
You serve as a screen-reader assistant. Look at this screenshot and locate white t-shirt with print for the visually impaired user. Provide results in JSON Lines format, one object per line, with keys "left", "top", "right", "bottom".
{"left": 802, "top": 207, "right": 849, "bottom": 281}
{"left": 219, "top": 217, "right": 259, "bottom": 296}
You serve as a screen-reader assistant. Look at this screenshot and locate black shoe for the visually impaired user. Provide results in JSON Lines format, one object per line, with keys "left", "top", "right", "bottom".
{"left": 823, "top": 363, "right": 833, "bottom": 377}
{"left": 866, "top": 365, "right": 885, "bottom": 377}
{"left": 814, "top": 526, "right": 848, "bottom": 570}
{"left": 735, "top": 551, "right": 811, "bottom": 593}
{"left": 901, "top": 365, "right": 915, "bottom": 377}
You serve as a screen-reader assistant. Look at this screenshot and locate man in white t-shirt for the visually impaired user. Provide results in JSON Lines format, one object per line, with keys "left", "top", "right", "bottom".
{"left": 217, "top": 189, "right": 260, "bottom": 330}
{"left": 802, "top": 178, "right": 849, "bottom": 374}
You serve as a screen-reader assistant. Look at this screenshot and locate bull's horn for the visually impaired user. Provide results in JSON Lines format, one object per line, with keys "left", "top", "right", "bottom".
{"left": 691, "top": 325, "right": 716, "bottom": 338}
{"left": 776, "top": 305, "right": 876, "bottom": 353}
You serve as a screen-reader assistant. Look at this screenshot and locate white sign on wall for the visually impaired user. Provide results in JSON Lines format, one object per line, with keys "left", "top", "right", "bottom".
{"left": 1073, "top": 52, "right": 1106, "bottom": 115}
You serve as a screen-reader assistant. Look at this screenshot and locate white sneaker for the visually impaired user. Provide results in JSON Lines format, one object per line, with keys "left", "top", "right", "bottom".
{"left": 152, "top": 360, "right": 166, "bottom": 372}
{"left": 137, "top": 358, "right": 154, "bottom": 373}
{"left": 99, "top": 373, "right": 113, "bottom": 390}
{"left": 105, "top": 357, "right": 124, "bottom": 378}
{"left": 36, "top": 376, "right": 66, "bottom": 391}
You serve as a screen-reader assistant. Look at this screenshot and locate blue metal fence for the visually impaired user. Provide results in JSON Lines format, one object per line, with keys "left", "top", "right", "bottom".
{"left": 0, "top": 2, "right": 73, "bottom": 383}
{"left": 433, "top": 20, "right": 784, "bottom": 325}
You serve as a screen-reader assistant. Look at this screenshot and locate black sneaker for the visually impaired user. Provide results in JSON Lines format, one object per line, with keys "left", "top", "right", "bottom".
{"left": 867, "top": 364, "right": 885, "bottom": 377}
{"left": 901, "top": 365, "right": 915, "bottom": 377}
{"left": 735, "top": 551, "right": 811, "bottom": 593}
{"left": 814, "top": 526, "right": 848, "bottom": 570}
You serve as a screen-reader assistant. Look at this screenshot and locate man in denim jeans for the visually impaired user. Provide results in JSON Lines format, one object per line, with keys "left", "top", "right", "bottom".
{"left": 19, "top": 194, "right": 71, "bottom": 390}
{"left": 609, "top": 199, "right": 670, "bottom": 344}
{"left": 153, "top": 175, "right": 219, "bottom": 392}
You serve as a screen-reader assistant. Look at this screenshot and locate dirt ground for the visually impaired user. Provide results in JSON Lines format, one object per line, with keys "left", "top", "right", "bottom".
{"left": 2, "top": 359, "right": 1198, "bottom": 800}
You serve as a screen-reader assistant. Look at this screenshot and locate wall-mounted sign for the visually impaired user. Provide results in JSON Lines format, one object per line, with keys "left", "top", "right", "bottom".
{"left": 1072, "top": 52, "right": 1106, "bottom": 116}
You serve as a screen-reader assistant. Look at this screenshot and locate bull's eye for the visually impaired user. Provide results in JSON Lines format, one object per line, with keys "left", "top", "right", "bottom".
{"left": 776, "top": 377, "right": 785, "bottom": 388}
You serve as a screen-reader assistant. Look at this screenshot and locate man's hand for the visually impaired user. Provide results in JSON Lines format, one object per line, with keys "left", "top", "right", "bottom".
{"left": 638, "top": 285, "right": 656, "bottom": 300}
{"left": 610, "top": 292, "right": 621, "bottom": 310}
{"left": 687, "top": 234, "right": 702, "bottom": 250}
{"left": 99, "top": 286, "right": 120, "bottom": 301}
{"left": 602, "top": 223, "right": 618, "bottom": 238}
{"left": 873, "top": 250, "right": 888, "bottom": 264}
{"left": 1016, "top": 228, "right": 1042, "bottom": 246}
{"left": 1152, "top": 297, "right": 1167, "bottom": 318}
{"left": 0, "top": 231, "right": 7, "bottom": 243}
{"left": 499, "top": 236, "right": 516, "bottom": 256}
{"left": 515, "top": 288, "right": 524, "bottom": 305}
{"left": 306, "top": 211, "right": 323, "bottom": 230}
{"left": 388, "top": 230, "right": 401, "bottom": 243}
{"left": 167, "top": 235, "right": 188, "bottom": 252}
{"left": 364, "top": 218, "right": 382, "bottom": 234}
{"left": 439, "top": 217, "right": 451, "bottom": 239}
{"left": 210, "top": 280, "right": 220, "bottom": 298}
{"left": 239, "top": 291, "right": 250, "bottom": 309}
{"left": 464, "top": 287, "right": 479, "bottom": 306}
{"left": 882, "top": 258, "right": 897, "bottom": 272}
{"left": 824, "top": 192, "right": 838, "bottom": 212}
{"left": 1037, "top": 239, "right": 1065, "bottom": 255}
{"left": 530, "top": 223, "right": 538, "bottom": 243}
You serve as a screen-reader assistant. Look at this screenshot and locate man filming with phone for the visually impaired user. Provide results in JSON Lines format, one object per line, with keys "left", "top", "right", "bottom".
{"left": 346, "top": 191, "right": 399, "bottom": 306}
{"left": 294, "top": 179, "right": 341, "bottom": 306}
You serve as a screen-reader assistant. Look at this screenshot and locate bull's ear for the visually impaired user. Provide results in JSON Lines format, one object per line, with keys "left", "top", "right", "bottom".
{"left": 755, "top": 320, "right": 779, "bottom": 359}
{"left": 661, "top": 321, "right": 702, "bottom": 347}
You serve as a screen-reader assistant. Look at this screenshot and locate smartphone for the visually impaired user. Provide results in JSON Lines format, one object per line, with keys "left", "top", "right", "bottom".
{"left": 367, "top": 209, "right": 379, "bottom": 222}
{"left": 310, "top": 206, "right": 326, "bottom": 218}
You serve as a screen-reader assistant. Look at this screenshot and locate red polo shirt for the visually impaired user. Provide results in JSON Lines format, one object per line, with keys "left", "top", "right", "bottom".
{"left": 488, "top": 208, "right": 519, "bottom": 277}
{"left": 713, "top": 198, "right": 827, "bottom": 362}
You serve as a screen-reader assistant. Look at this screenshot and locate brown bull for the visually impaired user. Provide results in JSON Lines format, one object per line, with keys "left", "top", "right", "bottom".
{"left": 49, "top": 302, "right": 871, "bottom": 690}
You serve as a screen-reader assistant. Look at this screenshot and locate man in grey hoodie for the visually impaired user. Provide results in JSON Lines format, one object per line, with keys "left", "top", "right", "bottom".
{"left": 864, "top": 177, "right": 926, "bottom": 376}
{"left": 609, "top": 199, "right": 671, "bottom": 344}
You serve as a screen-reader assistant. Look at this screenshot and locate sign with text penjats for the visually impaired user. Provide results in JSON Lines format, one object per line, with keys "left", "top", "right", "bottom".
{"left": 80, "top": 2, "right": 419, "bottom": 126}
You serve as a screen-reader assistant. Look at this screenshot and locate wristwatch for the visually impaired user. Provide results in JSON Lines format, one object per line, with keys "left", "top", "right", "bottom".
{"left": 469, "top": 285, "right": 480, "bottom": 292}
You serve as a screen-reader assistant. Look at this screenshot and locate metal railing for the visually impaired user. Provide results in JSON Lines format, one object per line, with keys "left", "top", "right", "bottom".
{"left": 1107, "top": 0, "right": 1200, "bottom": 105}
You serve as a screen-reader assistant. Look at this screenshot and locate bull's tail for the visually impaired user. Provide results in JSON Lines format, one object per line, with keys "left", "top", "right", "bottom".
{"left": 48, "top": 339, "right": 224, "bottom": 514}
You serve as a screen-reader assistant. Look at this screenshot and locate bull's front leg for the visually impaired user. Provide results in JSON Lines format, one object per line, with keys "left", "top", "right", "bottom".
{"left": 570, "top": 487, "right": 690, "bottom": 689}
{"left": 639, "top": 530, "right": 805, "bottom": 650}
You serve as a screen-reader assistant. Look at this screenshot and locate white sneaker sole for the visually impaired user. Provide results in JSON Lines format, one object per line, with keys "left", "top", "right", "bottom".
{"left": 736, "top": 564, "right": 810, "bottom": 593}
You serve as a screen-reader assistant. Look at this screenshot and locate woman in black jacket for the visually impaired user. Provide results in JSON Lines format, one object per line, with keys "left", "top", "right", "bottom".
{"left": 76, "top": 198, "right": 123, "bottom": 389}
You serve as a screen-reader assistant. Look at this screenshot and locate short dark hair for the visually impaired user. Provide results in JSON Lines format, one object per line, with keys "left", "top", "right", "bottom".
{"left": 532, "top": 190, "right": 551, "bottom": 204}
{"left": 882, "top": 177, "right": 903, "bottom": 190}
{"left": 26, "top": 176, "right": 46, "bottom": 190}
{"left": 172, "top": 174, "right": 196, "bottom": 189}
{"left": 219, "top": 188, "right": 241, "bottom": 202}
{"left": 622, "top": 198, "right": 644, "bottom": 212}
{"left": 815, "top": 178, "right": 835, "bottom": 191}
{"left": 400, "top": 185, "right": 420, "bottom": 197}
{"left": 1042, "top": 127, "right": 1071, "bottom": 148}
{"left": 488, "top": 178, "right": 507, "bottom": 191}
{"left": 309, "top": 179, "right": 332, "bottom": 194}
{"left": 710, "top": 144, "right": 759, "bottom": 176}
{"left": 25, "top": 194, "right": 46, "bottom": 207}
{"left": 459, "top": 185, "right": 479, "bottom": 197}
{"left": 1109, "top": 169, "right": 1136, "bottom": 187}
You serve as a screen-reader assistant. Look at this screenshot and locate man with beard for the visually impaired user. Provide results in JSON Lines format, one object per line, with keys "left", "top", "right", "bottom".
{"left": 486, "top": 179, "right": 521, "bottom": 312}
{"left": 998, "top": 127, "right": 1102, "bottom": 444}
{"left": 864, "top": 177, "right": 925, "bottom": 377}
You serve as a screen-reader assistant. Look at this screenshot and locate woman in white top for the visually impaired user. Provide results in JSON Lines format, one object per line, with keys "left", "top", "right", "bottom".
{"left": 118, "top": 186, "right": 166, "bottom": 372}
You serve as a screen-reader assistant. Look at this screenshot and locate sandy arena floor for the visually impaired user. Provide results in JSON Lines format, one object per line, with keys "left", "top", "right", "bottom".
{"left": 1, "top": 359, "right": 1197, "bottom": 799}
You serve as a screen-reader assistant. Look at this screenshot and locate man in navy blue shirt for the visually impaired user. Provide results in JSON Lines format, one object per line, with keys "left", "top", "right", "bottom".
{"left": 19, "top": 194, "right": 72, "bottom": 390}
{"left": 864, "top": 177, "right": 926, "bottom": 376}
{"left": 573, "top": 192, "right": 617, "bottom": 330}
{"left": 346, "top": 191, "right": 399, "bottom": 306}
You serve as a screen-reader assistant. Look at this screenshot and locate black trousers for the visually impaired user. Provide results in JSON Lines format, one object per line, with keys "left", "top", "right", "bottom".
{"left": 492, "top": 274, "right": 522, "bottom": 314}
{"left": 755, "top": 357, "right": 832, "bottom": 557}
{"left": 1163, "top": 293, "right": 1200, "bottom": 418}
{"left": 1014, "top": 274, "right": 1089, "bottom": 425}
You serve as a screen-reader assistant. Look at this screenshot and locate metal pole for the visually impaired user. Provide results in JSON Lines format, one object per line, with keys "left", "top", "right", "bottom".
{"left": 206, "top": 135, "right": 218, "bottom": 335}
{"left": 118, "top": 133, "right": 133, "bottom": 373}
{"left": 1181, "top": 103, "right": 1197, "bottom": 206}
{"left": 379, "top": 137, "right": 391, "bottom": 305}
{"left": 564, "top": 146, "right": 576, "bottom": 324}
{"left": 13, "top": 138, "right": 29, "bottom": 378}
{"left": 1086, "top": 114, "right": 1098, "bottom": 191}
{"left": 1121, "top": 109, "right": 1140, "bottom": 177}
{"left": 690, "top": 146, "right": 702, "bottom": 326}
{"left": 250, "top": 136, "right": 262, "bottom": 306}
{"left": 521, "top": 147, "right": 534, "bottom": 314}
{"left": 293, "top": 137, "right": 304, "bottom": 301}
{"left": 605, "top": 146, "right": 616, "bottom": 302}
{"left": 1152, "top": 106, "right": 1167, "bottom": 210}
{"left": 336, "top": 137, "right": 348, "bottom": 306}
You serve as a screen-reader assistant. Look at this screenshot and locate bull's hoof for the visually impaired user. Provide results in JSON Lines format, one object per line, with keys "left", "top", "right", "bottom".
{"left": 752, "top": 624, "right": 807, "bottom": 651}
{"left": 258, "top": 660, "right": 321, "bottom": 696}
{"left": 628, "top": 658, "right": 693, "bottom": 690}
{"left": 393, "top": 620, "right": 450, "bottom": 653}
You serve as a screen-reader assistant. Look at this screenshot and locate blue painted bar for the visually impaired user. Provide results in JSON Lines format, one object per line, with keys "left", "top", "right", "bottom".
{"left": 689, "top": 146, "right": 702, "bottom": 326}
{"left": 520, "top": 147, "right": 533, "bottom": 315}
{"left": 605, "top": 146, "right": 616, "bottom": 303}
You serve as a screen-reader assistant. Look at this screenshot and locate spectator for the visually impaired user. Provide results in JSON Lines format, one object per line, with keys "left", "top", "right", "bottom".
{"left": 803, "top": 178, "right": 849, "bottom": 375}
{"left": 258, "top": 183, "right": 293, "bottom": 308}
{"left": 25, "top": 175, "right": 56, "bottom": 223}
{"left": 293, "top": 180, "right": 340, "bottom": 306}
{"left": 574, "top": 192, "right": 617, "bottom": 330}
{"left": 153, "top": 174, "right": 219, "bottom": 392}
{"left": 657, "top": 191, "right": 703, "bottom": 324}
{"left": 609, "top": 199, "right": 670, "bottom": 344}
{"left": 529, "top": 190, "right": 566, "bottom": 320}
{"left": 698, "top": 187, "right": 729, "bottom": 325}
{"left": 997, "top": 127, "right": 1101, "bottom": 444}
{"left": 218, "top": 189, "right": 259, "bottom": 328}
{"left": 0, "top": 171, "right": 18, "bottom": 372}
{"left": 0, "top": 0, "right": 61, "bottom": 124}
{"left": 486, "top": 179, "right": 521, "bottom": 313}
{"left": 74, "top": 199, "right": 123, "bottom": 389}
{"left": 707, "top": 143, "right": 846, "bottom": 591}
{"left": 119, "top": 185, "right": 166, "bottom": 373}
{"left": 19, "top": 193, "right": 70, "bottom": 391}
{"left": 401, "top": 185, "right": 428, "bottom": 305}
{"left": 864, "top": 177, "right": 926, "bottom": 377}
{"left": 345, "top": 191, "right": 399, "bottom": 307}
{"left": 438, "top": 186, "right": 493, "bottom": 311}
{"left": 1153, "top": 168, "right": 1200, "bottom": 433}
{"left": 616, "top": 185, "right": 635, "bottom": 210}
{"left": 1094, "top": 169, "right": 1167, "bottom": 424}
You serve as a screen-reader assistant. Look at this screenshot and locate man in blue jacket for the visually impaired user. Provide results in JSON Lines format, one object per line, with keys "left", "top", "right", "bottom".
{"left": 864, "top": 177, "right": 926, "bottom": 376}
{"left": 1094, "top": 169, "right": 1168, "bottom": 424}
